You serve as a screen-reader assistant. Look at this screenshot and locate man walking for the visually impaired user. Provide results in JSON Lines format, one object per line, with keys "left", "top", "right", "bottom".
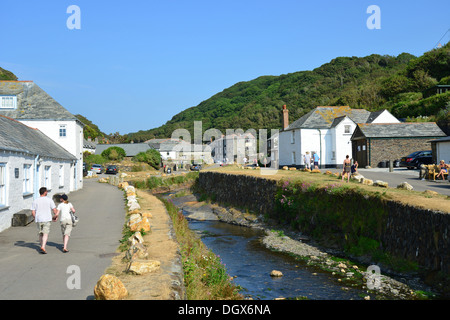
{"left": 31, "top": 187, "right": 58, "bottom": 254}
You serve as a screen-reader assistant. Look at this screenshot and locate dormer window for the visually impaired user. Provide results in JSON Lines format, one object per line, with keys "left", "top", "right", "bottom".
{"left": 0, "top": 95, "right": 17, "bottom": 109}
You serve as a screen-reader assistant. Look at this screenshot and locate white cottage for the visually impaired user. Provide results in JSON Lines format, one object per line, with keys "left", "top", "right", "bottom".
{"left": 0, "top": 115, "right": 77, "bottom": 232}
{"left": 278, "top": 105, "right": 399, "bottom": 168}
{"left": 0, "top": 81, "right": 84, "bottom": 191}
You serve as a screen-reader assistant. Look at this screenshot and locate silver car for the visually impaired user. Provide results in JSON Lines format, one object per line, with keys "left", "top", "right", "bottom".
{"left": 90, "top": 164, "right": 104, "bottom": 174}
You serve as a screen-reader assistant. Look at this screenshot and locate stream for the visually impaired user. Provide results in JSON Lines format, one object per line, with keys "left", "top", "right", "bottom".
{"left": 166, "top": 193, "right": 370, "bottom": 300}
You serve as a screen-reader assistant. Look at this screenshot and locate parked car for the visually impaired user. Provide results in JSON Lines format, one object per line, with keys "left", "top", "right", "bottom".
{"left": 106, "top": 165, "right": 118, "bottom": 174}
{"left": 83, "top": 162, "right": 88, "bottom": 177}
{"left": 191, "top": 164, "right": 202, "bottom": 171}
{"left": 400, "top": 150, "right": 433, "bottom": 169}
{"left": 90, "top": 164, "right": 104, "bottom": 174}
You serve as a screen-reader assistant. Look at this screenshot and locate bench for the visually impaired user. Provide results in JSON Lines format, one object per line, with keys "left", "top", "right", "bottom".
{"left": 426, "top": 165, "right": 449, "bottom": 181}
{"left": 11, "top": 209, "right": 34, "bottom": 227}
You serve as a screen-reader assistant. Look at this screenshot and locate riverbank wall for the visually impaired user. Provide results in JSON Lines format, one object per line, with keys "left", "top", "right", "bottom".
{"left": 197, "top": 171, "right": 450, "bottom": 279}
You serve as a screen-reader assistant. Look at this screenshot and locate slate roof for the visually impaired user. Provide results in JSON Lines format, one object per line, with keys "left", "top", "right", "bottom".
{"left": 146, "top": 138, "right": 190, "bottom": 152}
{"left": 0, "top": 115, "right": 76, "bottom": 160}
{"left": 352, "top": 122, "right": 446, "bottom": 139}
{"left": 95, "top": 143, "right": 152, "bottom": 157}
{"left": 0, "top": 81, "right": 81, "bottom": 122}
{"left": 285, "top": 106, "right": 377, "bottom": 130}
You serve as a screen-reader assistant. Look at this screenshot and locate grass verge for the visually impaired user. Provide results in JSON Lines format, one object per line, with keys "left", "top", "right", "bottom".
{"left": 160, "top": 196, "right": 243, "bottom": 300}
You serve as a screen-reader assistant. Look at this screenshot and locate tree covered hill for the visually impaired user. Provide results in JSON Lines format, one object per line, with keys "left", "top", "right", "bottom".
{"left": 128, "top": 43, "right": 449, "bottom": 142}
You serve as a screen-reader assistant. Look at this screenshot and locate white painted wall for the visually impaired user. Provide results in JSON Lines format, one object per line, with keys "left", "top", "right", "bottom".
{"left": 19, "top": 119, "right": 83, "bottom": 191}
{"left": 436, "top": 141, "right": 450, "bottom": 164}
{"left": 371, "top": 110, "right": 400, "bottom": 124}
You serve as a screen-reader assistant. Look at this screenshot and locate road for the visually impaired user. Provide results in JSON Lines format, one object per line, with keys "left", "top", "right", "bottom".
{"left": 0, "top": 178, "right": 125, "bottom": 300}
{"left": 328, "top": 167, "right": 450, "bottom": 196}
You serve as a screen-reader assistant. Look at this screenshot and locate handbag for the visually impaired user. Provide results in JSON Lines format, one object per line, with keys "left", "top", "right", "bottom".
{"left": 70, "top": 211, "right": 79, "bottom": 226}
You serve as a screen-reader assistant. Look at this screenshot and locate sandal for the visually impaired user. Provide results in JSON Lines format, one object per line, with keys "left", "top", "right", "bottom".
{"left": 40, "top": 248, "right": 47, "bottom": 254}
{"left": 63, "top": 249, "right": 69, "bottom": 253}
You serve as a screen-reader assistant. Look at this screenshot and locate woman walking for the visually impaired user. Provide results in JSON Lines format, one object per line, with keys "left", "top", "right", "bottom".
{"left": 342, "top": 155, "right": 351, "bottom": 183}
{"left": 56, "top": 194, "right": 75, "bottom": 253}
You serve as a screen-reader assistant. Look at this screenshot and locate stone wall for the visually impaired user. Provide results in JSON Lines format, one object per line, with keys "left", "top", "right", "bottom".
{"left": 197, "top": 171, "right": 278, "bottom": 215}
{"left": 198, "top": 171, "right": 450, "bottom": 275}
{"left": 369, "top": 138, "right": 434, "bottom": 167}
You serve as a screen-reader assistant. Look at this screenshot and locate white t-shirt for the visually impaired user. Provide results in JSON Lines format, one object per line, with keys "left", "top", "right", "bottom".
{"left": 31, "top": 197, "right": 56, "bottom": 222}
{"left": 57, "top": 202, "right": 74, "bottom": 223}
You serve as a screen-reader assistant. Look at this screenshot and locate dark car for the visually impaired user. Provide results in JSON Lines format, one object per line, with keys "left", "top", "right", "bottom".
{"left": 400, "top": 150, "right": 433, "bottom": 169}
{"left": 191, "top": 164, "right": 202, "bottom": 171}
{"left": 106, "top": 165, "right": 118, "bottom": 174}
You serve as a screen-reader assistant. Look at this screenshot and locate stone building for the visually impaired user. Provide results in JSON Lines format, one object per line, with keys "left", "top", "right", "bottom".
{"left": 351, "top": 122, "right": 446, "bottom": 168}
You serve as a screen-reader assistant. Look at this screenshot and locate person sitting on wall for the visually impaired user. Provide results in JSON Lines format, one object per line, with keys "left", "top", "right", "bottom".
{"left": 436, "top": 160, "right": 449, "bottom": 180}
{"left": 351, "top": 160, "right": 358, "bottom": 174}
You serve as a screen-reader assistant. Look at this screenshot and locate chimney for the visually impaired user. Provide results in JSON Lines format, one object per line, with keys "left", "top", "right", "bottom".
{"left": 282, "top": 105, "right": 289, "bottom": 130}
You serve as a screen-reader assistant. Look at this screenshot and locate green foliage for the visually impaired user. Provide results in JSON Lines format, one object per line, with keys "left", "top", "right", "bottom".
{"left": 101, "top": 146, "right": 126, "bottom": 161}
{"left": 0, "top": 67, "right": 18, "bottom": 80}
{"left": 133, "top": 149, "right": 161, "bottom": 170}
{"left": 134, "top": 172, "right": 199, "bottom": 190}
{"left": 75, "top": 114, "right": 105, "bottom": 140}
{"left": 83, "top": 154, "right": 107, "bottom": 167}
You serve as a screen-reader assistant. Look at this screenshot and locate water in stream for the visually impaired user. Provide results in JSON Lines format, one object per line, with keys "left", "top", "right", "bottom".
{"left": 180, "top": 209, "right": 368, "bottom": 300}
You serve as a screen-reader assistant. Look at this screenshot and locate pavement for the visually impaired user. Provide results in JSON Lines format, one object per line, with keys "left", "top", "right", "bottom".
{"left": 327, "top": 167, "right": 450, "bottom": 196}
{"left": 0, "top": 177, "right": 125, "bottom": 300}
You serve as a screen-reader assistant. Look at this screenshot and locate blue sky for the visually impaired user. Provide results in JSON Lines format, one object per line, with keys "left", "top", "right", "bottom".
{"left": 1, "top": 0, "right": 448, "bottom": 135}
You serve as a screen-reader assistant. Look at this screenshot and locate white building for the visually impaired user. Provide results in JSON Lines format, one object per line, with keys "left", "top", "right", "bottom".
{"left": 0, "top": 81, "right": 84, "bottom": 191}
{"left": 279, "top": 105, "right": 400, "bottom": 168}
{"left": 0, "top": 115, "right": 77, "bottom": 232}
{"left": 209, "top": 132, "right": 257, "bottom": 164}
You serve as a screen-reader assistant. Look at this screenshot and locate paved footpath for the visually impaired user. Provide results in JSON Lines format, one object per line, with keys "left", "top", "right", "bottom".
{"left": 0, "top": 178, "right": 125, "bottom": 300}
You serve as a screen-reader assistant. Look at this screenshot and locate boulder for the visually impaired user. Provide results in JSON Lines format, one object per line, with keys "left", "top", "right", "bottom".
{"left": 130, "top": 216, "right": 151, "bottom": 232}
{"left": 94, "top": 274, "right": 128, "bottom": 300}
{"left": 374, "top": 180, "right": 388, "bottom": 188}
{"left": 270, "top": 270, "right": 283, "bottom": 277}
{"left": 126, "top": 242, "right": 149, "bottom": 260}
{"left": 288, "top": 167, "right": 296, "bottom": 171}
{"left": 128, "top": 202, "right": 141, "bottom": 212}
{"left": 310, "top": 169, "right": 321, "bottom": 173}
{"left": 397, "top": 182, "right": 413, "bottom": 191}
{"left": 351, "top": 173, "right": 364, "bottom": 182}
{"left": 127, "top": 260, "right": 160, "bottom": 275}
{"left": 361, "top": 178, "right": 373, "bottom": 186}
{"left": 128, "top": 231, "right": 144, "bottom": 246}
{"left": 282, "top": 166, "right": 288, "bottom": 171}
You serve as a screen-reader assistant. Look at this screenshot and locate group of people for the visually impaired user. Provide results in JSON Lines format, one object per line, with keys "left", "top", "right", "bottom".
{"left": 342, "top": 155, "right": 358, "bottom": 183}
{"left": 31, "top": 187, "right": 76, "bottom": 254}
{"left": 303, "top": 151, "right": 320, "bottom": 170}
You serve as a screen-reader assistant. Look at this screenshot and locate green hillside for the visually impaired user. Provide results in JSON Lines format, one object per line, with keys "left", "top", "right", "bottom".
{"left": 0, "top": 67, "right": 18, "bottom": 81}
{"left": 128, "top": 43, "right": 449, "bottom": 142}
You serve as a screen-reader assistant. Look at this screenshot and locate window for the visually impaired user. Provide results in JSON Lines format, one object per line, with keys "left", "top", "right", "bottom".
{"left": 0, "top": 95, "right": 17, "bottom": 109}
{"left": 0, "top": 163, "right": 6, "bottom": 206}
{"left": 59, "top": 165, "right": 64, "bottom": 187}
{"left": 23, "top": 164, "right": 32, "bottom": 194}
{"left": 332, "top": 151, "right": 336, "bottom": 160}
{"left": 59, "top": 125, "right": 67, "bottom": 137}
{"left": 44, "top": 166, "right": 51, "bottom": 190}
{"left": 344, "top": 125, "right": 351, "bottom": 134}
{"left": 292, "top": 151, "right": 296, "bottom": 164}
{"left": 291, "top": 131, "right": 295, "bottom": 144}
